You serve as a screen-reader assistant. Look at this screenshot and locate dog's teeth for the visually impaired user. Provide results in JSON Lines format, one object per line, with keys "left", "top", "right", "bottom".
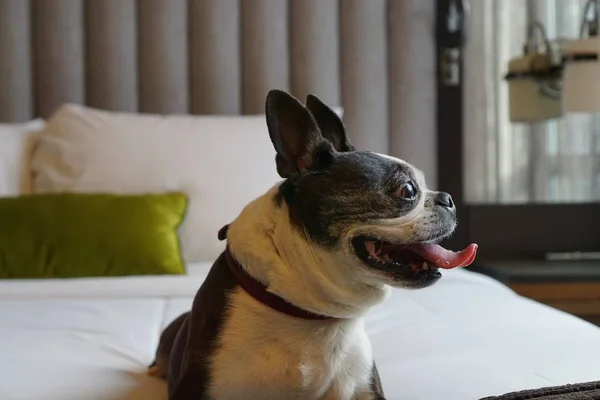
{"left": 422, "top": 262, "right": 429, "bottom": 271}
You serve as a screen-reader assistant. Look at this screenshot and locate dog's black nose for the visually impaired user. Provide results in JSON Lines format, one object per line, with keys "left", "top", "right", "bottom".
{"left": 434, "top": 192, "right": 454, "bottom": 210}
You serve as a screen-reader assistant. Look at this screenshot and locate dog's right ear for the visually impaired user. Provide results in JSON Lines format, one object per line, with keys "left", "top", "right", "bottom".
{"left": 305, "top": 94, "right": 355, "bottom": 152}
{"left": 265, "top": 90, "right": 326, "bottom": 178}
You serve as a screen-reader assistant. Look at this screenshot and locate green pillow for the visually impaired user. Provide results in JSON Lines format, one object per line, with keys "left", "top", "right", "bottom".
{"left": 0, "top": 192, "right": 188, "bottom": 279}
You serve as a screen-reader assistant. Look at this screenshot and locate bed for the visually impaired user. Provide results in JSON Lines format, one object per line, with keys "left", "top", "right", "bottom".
{"left": 3, "top": 266, "right": 600, "bottom": 400}
{"left": 1, "top": 1, "right": 600, "bottom": 399}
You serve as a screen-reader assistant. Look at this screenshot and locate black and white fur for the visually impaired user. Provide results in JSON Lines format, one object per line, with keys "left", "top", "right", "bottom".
{"left": 149, "top": 90, "right": 458, "bottom": 399}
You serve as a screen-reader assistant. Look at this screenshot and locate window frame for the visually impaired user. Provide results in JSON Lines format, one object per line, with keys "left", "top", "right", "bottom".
{"left": 435, "top": 0, "right": 600, "bottom": 260}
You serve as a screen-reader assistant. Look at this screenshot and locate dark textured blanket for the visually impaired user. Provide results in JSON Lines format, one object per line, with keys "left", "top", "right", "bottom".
{"left": 481, "top": 381, "right": 600, "bottom": 399}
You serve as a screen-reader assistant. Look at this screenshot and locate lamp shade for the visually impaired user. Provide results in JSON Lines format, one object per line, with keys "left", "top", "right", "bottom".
{"left": 562, "top": 37, "right": 600, "bottom": 113}
{"left": 506, "top": 53, "right": 562, "bottom": 123}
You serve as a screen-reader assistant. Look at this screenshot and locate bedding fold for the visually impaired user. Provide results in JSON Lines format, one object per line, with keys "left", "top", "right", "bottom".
{"left": 482, "top": 380, "right": 600, "bottom": 399}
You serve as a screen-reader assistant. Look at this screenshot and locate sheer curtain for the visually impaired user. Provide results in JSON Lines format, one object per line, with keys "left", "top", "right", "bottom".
{"left": 464, "top": 0, "right": 600, "bottom": 204}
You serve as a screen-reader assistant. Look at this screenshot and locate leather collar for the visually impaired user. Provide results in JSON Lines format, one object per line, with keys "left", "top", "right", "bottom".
{"left": 218, "top": 224, "right": 335, "bottom": 321}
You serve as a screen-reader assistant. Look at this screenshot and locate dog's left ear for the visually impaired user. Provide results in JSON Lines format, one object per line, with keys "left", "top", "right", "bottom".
{"left": 305, "top": 94, "right": 355, "bottom": 152}
{"left": 265, "top": 90, "right": 329, "bottom": 178}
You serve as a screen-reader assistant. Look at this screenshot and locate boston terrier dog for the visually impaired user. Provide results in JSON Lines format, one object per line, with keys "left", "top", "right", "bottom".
{"left": 149, "top": 90, "right": 478, "bottom": 399}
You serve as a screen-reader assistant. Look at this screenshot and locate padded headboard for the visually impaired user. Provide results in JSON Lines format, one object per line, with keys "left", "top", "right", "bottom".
{"left": 0, "top": 0, "right": 437, "bottom": 185}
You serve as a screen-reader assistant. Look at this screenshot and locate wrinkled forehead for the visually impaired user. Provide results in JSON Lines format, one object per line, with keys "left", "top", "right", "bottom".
{"left": 371, "top": 152, "right": 427, "bottom": 189}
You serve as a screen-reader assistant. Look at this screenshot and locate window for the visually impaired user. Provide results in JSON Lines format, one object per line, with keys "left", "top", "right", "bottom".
{"left": 437, "top": 0, "right": 600, "bottom": 259}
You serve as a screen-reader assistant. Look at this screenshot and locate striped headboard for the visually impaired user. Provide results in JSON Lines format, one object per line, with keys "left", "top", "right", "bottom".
{"left": 0, "top": 0, "right": 437, "bottom": 185}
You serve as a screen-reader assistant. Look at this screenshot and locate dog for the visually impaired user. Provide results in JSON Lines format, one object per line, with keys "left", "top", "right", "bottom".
{"left": 149, "top": 89, "right": 478, "bottom": 399}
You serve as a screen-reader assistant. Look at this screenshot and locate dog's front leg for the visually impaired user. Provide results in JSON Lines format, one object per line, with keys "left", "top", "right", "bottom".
{"left": 353, "top": 362, "right": 387, "bottom": 400}
{"left": 356, "top": 394, "right": 386, "bottom": 400}
{"left": 168, "top": 367, "right": 211, "bottom": 400}
{"left": 368, "top": 362, "right": 386, "bottom": 400}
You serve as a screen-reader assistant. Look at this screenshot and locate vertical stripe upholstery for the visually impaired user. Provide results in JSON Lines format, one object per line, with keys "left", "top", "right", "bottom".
{"left": 340, "top": 0, "right": 389, "bottom": 153}
{"left": 0, "top": 0, "right": 33, "bottom": 122}
{"left": 0, "top": 0, "right": 438, "bottom": 182}
{"left": 241, "top": 0, "right": 290, "bottom": 114}
{"left": 86, "top": 0, "right": 138, "bottom": 112}
{"left": 289, "top": 0, "right": 341, "bottom": 107}
{"left": 189, "top": 0, "right": 241, "bottom": 114}
{"left": 32, "top": 0, "right": 85, "bottom": 118}
{"left": 138, "top": 0, "right": 188, "bottom": 114}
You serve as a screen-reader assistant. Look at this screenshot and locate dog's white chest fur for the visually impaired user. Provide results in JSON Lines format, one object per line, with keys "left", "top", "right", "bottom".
{"left": 209, "top": 289, "right": 375, "bottom": 400}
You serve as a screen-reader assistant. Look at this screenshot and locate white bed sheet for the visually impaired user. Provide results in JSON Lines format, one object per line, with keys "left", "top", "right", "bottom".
{"left": 1, "top": 266, "right": 600, "bottom": 400}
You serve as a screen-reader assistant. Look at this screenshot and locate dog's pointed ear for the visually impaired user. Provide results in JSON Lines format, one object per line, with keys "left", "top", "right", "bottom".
{"left": 265, "top": 90, "right": 326, "bottom": 178}
{"left": 305, "top": 94, "right": 354, "bottom": 152}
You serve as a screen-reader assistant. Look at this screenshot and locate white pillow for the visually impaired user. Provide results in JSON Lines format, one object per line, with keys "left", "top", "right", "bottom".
{"left": 0, "top": 119, "right": 46, "bottom": 196}
{"left": 30, "top": 104, "right": 284, "bottom": 263}
{"left": 0, "top": 160, "right": 7, "bottom": 195}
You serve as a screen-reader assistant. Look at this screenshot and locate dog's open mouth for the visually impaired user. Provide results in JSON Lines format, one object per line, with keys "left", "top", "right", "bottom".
{"left": 352, "top": 236, "right": 478, "bottom": 284}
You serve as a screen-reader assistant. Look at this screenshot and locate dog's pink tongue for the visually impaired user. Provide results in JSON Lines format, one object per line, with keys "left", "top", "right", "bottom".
{"left": 407, "top": 243, "right": 478, "bottom": 269}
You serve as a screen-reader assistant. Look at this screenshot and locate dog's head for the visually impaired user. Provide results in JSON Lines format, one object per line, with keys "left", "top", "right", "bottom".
{"left": 265, "top": 90, "right": 477, "bottom": 290}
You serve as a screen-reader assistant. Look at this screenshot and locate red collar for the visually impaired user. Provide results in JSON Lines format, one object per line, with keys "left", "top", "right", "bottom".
{"left": 218, "top": 225, "right": 335, "bottom": 321}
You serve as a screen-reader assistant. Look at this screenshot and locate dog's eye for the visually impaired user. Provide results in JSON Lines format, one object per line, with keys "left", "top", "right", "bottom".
{"left": 397, "top": 182, "right": 417, "bottom": 200}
